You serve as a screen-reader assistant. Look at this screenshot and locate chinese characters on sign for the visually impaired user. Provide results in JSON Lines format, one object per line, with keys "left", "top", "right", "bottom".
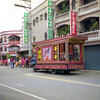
{"left": 24, "top": 13, "right": 29, "bottom": 43}
{"left": 70, "top": 11, "right": 77, "bottom": 35}
{"left": 47, "top": 0, "right": 53, "bottom": 39}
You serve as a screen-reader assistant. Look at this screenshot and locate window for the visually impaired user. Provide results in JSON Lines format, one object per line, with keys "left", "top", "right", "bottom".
{"left": 72, "top": 0, "right": 76, "bottom": 10}
{"left": 40, "top": 14, "right": 43, "bottom": 20}
{"left": 44, "top": 32, "right": 47, "bottom": 40}
{"left": 4, "top": 46, "right": 7, "bottom": 51}
{"left": 33, "top": 36, "right": 35, "bottom": 43}
{"left": 69, "top": 44, "right": 80, "bottom": 62}
{"left": 0, "top": 47, "right": 2, "bottom": 52}
{"left": 36, "top": 17, "right": 38, "bottom": 22}
{"left": 84, "top": 0, "right": 96, "bottom": 4}
{"left": 0, "top": 37, "right": 2, "bottom": 43}
{"left": 33, "top": 20, "right": 35, "bottom": 26}
{"left": 44, "top": 13, "right": 47, "bottom": 21}
{"left": 59, "top": 43, "right": 65, "bottom": 61}
{"left": 4, "top": 36, "right": 7, "bottom": 42}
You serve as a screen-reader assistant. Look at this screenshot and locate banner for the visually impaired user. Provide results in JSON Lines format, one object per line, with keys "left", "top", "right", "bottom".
{"left": 24, "top": 13, "right": 29, "bottom": 43}
{"left": 70, "top": 11, "right": 77, "bottom": 35}
{"left": 43, "top": 47, "right": 51, "bottom": 60}
{"left": 47, "top": 0, "right": 53, "bottom": 39}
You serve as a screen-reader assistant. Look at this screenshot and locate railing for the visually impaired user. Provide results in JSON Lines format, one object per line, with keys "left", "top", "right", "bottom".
{"left": 79, "top": 30, "right": 100, "bottom": 41}
{"left": 9, "top": 40, "right": 20, "bottom": 43}
{"left": 55, "top": 12, "right": 69, "bottom": 23}
{"left": 9, "top": 50, "right": 20, "bottom": 52}
{"left": 78, "top": 1, "right": 98, "bottom": 13}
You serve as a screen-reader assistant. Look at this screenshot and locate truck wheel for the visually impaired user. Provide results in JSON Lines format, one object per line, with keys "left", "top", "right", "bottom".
{"left": 51, "top": 69, "right": 57, "bottom": 74}
{"left": 64, "top": 70, "right": 70, "bottom": 74}
{"left": 33, "top": 65, "right": 37, "bottom": 72}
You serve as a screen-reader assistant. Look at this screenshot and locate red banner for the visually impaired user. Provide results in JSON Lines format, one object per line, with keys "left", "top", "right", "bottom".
{"left": 70, "top": 11, "right": 77, "bottom": 35}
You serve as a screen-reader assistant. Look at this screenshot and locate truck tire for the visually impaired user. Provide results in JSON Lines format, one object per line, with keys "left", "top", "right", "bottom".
{"left": 64, "top": 70, "right": 70, "bottom": 74}
{"left": 51, "top": 69, "right": 57, "bottom": 74}
{"left": 33, "top": 65, "right": 37, "bottom": 72}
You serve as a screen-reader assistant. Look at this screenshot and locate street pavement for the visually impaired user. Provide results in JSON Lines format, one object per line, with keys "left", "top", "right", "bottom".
{"left": 0, "top": 66, "right": 100, "bottom": 100}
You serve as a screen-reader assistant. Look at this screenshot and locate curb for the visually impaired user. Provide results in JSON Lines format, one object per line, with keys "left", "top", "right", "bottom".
{"left": 82, "top": 70, "right": 100, "bottom": 73}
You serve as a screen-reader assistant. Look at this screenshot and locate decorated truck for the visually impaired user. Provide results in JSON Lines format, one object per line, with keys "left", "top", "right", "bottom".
{"left": 32, "top": 35, "right": 87, "bottom": 74}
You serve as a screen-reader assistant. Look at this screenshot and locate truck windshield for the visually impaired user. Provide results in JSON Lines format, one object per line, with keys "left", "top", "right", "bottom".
{"left": 69, "top": 44, "right": 80, "bottom": 62}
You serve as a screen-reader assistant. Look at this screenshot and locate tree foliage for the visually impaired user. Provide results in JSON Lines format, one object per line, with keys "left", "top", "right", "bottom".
{"left": 6, "top": 53, "right": 11, "bottom": 59}
{"left": 57, "top": 25, "right": 70, "bottom": 37}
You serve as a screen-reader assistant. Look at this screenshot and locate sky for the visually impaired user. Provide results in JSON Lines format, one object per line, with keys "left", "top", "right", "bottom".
{"left": 0, "top": 0, "right": 45, "bottom": 32}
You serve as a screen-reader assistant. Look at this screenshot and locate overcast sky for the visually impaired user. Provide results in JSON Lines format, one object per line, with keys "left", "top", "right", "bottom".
{"left": 0, "top": 0, "right": 45, "bottom": 32}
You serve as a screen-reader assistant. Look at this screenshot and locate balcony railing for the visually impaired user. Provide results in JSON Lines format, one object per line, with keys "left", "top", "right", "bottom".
{"left": 9, "top": 50, "right": 20, "bottom": 52}
{"left": 9, "top": 40, "right": 20, "bottom": 43}
{"left": 78, "top": 1, "right": 99, "bottom": 15}
{"left": 55, "top": 12, "right": 69, "bottom": 24}
{"left": 79, "top": 30, "right": 100, "bottom": 41}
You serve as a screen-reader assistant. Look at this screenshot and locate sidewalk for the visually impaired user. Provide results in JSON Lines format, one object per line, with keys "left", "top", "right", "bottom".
{"left": 82, "top": 69, "right": 100, "bottom": 73}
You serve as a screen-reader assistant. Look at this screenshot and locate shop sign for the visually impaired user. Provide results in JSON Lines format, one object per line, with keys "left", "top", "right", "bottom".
{"left": 47, "top": 0, "right": 53, "bottom": 39}
{"left": 70, "top": 11, "right": 77, "bottom": 35}
{"left": 24, "top": 13, "right": 29, "bottom": 43}
{"left": 48, "top": 22, "right": 53, "bottom": 28}
{"left": 24, "top": 38, "right": 28, "bottom": 43}
{"left": 48, "top": 0, "right": 53, "bottom": 7}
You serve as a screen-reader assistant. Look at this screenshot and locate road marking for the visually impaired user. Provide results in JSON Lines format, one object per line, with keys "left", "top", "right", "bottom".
{"left": 25, "top": 74, "right": 100, "bottom": 88}
{"left": 0, "top": 83, "right": 47, "bottom": 100}
{"left": 16, "top": 84, "right": 24, "bottom": 87}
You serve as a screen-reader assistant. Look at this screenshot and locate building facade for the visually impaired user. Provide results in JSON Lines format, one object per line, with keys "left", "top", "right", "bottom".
{"left": 31, "top": 0, "right": 100, "bottom": 70}
{"left": 53, "top": 0, "right": 100, "bottom": 70}
{"left": 31, "top": 0, "right": 55, "bottom": 43}
{"left": 0, "top": 30, "right": 23, "bottom": 59}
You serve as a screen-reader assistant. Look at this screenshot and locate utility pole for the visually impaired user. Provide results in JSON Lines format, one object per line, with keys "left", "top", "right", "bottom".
{"left": 15, "top": 0, "right": 32, "bottom": 57}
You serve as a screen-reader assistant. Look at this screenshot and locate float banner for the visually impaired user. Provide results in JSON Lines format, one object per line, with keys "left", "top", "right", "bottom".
{"left": 70, "top": 11, "right": 77, "bottom": 35}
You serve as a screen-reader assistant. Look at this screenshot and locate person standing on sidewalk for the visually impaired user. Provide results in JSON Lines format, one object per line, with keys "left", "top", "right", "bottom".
{"left": 25, "top": 57, "right": 29, "bottom": 68}
{"left": 10, "top": 58, "right": 14, "bottom": 68}
{"left": 8, "top": 58, "right": 10, "bottom": 67}
{"left": 19, "top": 58, "right": 22, "bottom": 68}
{"left": 22, "top": 58, "right": 25, "bottom": 68}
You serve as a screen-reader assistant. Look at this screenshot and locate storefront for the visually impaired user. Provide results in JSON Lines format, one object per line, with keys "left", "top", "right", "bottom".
{"left": 84, "top": 45, "right": 100, "bottom": 70}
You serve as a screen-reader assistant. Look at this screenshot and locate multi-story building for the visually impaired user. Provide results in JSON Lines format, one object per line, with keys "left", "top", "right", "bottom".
{"left": 53, "top": 0, "right": 100, "bottom": 70}
{"left": 31, "top": 0, "right": 55, "bottom": 43}
{"left": 31, "top": 0, "right": 100, "bottom": 70}
{"left": 0, "top": 30, "right": 23, "bottom": 59}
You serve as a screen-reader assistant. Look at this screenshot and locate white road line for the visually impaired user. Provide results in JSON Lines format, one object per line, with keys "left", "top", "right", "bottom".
{"left": 16, "top": 84, "right": 24, "bottom": 87}
{"left": 0, "top": 83, "right": 47, "bottom": 100}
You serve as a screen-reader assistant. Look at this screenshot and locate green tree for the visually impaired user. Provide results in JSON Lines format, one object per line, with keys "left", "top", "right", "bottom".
{"left": 90, "top": 21, "right": 98, "bottom": 31}
{"left": 6, "top": 53, "right": 11, "bottom": 59}
{"left": 57, "top": 25, "right": 70, "bottom": 37}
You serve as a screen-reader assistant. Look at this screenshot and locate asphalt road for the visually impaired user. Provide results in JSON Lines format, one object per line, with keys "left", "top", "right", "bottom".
{"left": 0, "top": 66, "right": 100, "bottom": 100}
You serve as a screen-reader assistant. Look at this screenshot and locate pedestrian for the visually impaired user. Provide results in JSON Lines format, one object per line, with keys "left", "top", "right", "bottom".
{"left": 22, "top": 58, "right": 25, "bottom": 68}
{"left": 25, "top": 57, "right": 29, "bottom": 68}
{"left": 15, "top": 60, "right": 18, "bottom": 67}
{"left": 19, "top": 58, "right": 22, "bottom": 68}
{"left": 0, "top": 60, "right": 1, "bottom": 66}
{"left": 1, "top": 59, "right": 4, "bottom": 66}
{"left": 10, "top": 58, "right": 14, "bottom": 68}
{"left": 5, "top": 59, "right": 8, "bottom": 66}
{"left": 7, "top": 58, "right": 10, "bottom": 67}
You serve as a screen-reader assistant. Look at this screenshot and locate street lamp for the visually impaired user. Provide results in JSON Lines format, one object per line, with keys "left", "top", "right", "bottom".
{"left": 15, "top": 0, "right": 32, "bottom": 57}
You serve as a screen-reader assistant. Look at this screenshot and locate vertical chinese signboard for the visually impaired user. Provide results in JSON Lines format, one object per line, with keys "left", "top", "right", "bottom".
{"left": 70, "top": 11, "right": 77, "bottom": 35}
{"left": 24, "top": 13, "right": 28, "bottom": 43}
{"left": 47, "top": 0, "right": 53, "bottom": 39}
